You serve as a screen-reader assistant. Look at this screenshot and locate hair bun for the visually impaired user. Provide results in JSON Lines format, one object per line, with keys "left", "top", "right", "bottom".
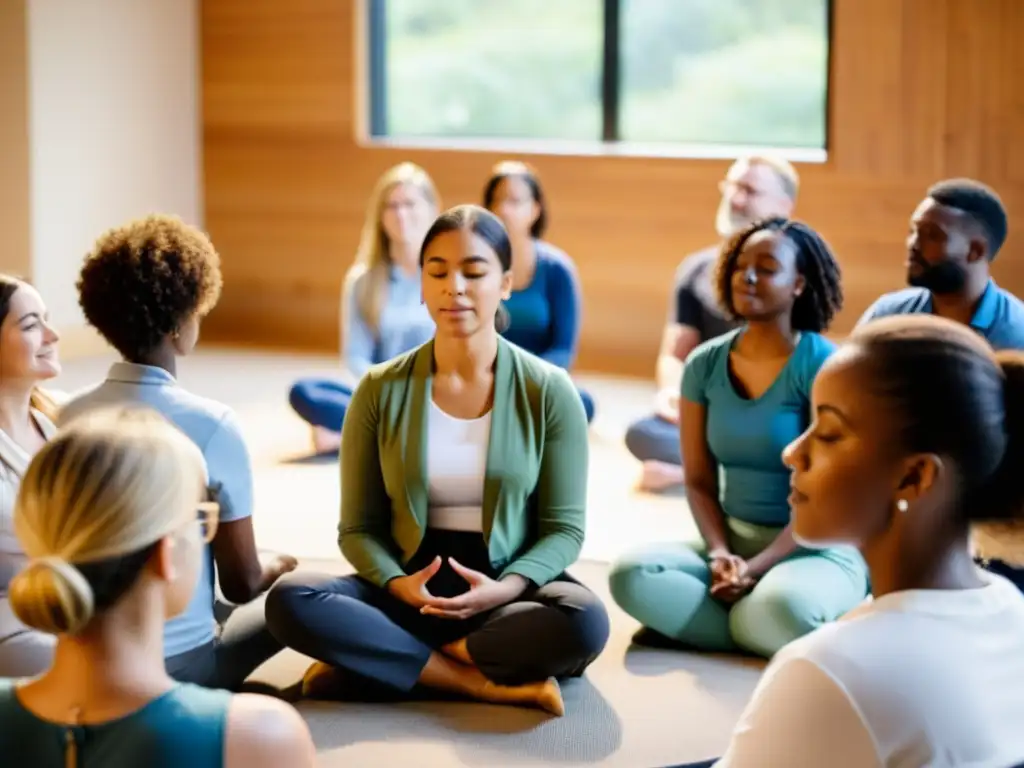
{"left": 8, "top": 556, "right": 95, "bottom": 636}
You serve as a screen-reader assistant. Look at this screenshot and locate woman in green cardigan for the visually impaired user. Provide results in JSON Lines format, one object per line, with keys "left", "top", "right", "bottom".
{"left": 266, "top": 204, "right": 610, "bottom": 715}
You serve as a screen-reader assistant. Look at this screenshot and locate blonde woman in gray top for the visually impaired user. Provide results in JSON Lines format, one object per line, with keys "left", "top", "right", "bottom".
{"left": 0, "top": 274, "right": 61, "bottom": 677}
{"left": 288, "top": 162, "right": 439, "bottom": 453}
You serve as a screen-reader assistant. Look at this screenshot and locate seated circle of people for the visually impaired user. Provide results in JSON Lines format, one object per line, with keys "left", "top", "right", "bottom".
{"left": 482, "top": 160, "right": 597, "bottom": 424}
{"left": 0, "top": 406, "right": 316, "bottom": 768}
{"left": 0, "top": 275, "right": 62, "bottom": 677}
{"left": 674, "top": 316, "right": 1024, "bottom": 768}
{"left": 58, "top": 215, "right": 296, "bottom": 690}
{"left": 625, "top": 155, "right": 799, "bottom": 492}
{"left": 265, "top": 204, "right": 611, "bottom": 715}
{"left": 288, "top": 162, "right": 440, "bottom": 454}
{"left": 609, "top": 216, "right": 870, "bottom": 658}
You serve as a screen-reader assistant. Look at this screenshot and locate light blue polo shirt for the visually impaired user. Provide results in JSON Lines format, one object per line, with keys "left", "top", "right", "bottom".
{"left": 856, "top": 280, "right": 1024, "bottom": 351}
{"left": 58, "top": 363, "right": 252, "bottom": 658}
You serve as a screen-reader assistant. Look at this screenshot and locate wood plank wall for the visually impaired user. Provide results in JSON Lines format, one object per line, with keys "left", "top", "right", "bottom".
{"left": 200, "top": 0, "right": 1024, "bottom": 376}
{"left": 0, "top": 0, "right": 30, "bottom": 278}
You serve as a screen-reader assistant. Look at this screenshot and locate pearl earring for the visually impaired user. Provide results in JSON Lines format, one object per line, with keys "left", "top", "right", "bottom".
{"left": 896, "top": 499, "right": 909, "bottom": 513}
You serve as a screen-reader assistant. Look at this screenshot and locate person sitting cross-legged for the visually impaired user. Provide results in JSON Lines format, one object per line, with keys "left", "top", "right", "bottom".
{"left": 266, "top": 204, "right": 610, "bottom": 715}
{"left": 609, "top": 218, "right": 869, "bottom": 658}
{"left": 673, "top": 316, "right": 1024, "bottom": 767}
{"left": 60, "top": 215, "right": 296, "bottom": 690}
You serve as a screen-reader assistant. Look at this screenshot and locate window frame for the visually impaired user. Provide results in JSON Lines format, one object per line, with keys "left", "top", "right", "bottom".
{"left": 361, "top": 0, "right": 833, "bottom": 162}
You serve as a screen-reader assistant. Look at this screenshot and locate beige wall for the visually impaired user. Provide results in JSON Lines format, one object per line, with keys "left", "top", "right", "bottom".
{"left": 24, "top": 0, "right": 201, "bottom": 351}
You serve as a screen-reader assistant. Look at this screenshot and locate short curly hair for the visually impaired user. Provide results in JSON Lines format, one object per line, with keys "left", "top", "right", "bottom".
{"left": 77, "top": 214, "right": 223, "bottom": 361}
{"left": 715, "top": 217, "right": 843, "bottom": 333}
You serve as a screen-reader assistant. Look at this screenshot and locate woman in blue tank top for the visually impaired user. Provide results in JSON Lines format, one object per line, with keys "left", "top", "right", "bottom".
{"left": 609, "top": 218, "right": 870, "bottom": 658}
{"left": 0, "top": 407, "right": 315, "bottom": 767}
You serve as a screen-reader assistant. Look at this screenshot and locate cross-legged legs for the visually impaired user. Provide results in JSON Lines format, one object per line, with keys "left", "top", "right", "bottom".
{"left": 265, "top": 538, "right": 609, "bottom": 713}
{"left": 166, "top": 594, "right": 282, "bottom": 691}
{"left": 287, "top": 378, "right": 354, "bottom": 453}
{"left": 609, "top": 538, "right": 868, "bottom": 657}
{"left": 624, "top": 416, "right": 685, "bottom": 491}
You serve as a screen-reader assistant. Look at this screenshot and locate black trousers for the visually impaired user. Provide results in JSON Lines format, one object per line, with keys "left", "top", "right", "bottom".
{"left": 165, "top": 594, "right": 282, "bottom": 691}
{"left": 265, "top": 529, "right": 610, "bottom": 692}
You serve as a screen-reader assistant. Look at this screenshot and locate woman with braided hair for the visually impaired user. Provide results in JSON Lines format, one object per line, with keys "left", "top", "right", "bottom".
{"left": 609, "top": 217, "right": 869, "bottom": 657}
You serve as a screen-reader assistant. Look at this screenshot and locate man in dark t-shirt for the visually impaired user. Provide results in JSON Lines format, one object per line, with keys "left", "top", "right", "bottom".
{"left": 672, "top": 246, "right": 738, "bottom": 343}
{"left": 625, "top": 156, "right": 799, "bottom": 491}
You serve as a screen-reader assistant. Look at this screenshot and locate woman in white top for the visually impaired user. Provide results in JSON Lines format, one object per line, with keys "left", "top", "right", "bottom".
{"left": 0, "top": 274, "right": 61, "bottom": 677}
{"left": 685, "top": 315, "right": 1024, "bottom": 768}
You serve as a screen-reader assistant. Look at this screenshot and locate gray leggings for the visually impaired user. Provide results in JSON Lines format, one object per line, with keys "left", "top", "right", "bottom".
{"left": 625, "top": 415, "right": 681, "bottom": 465}
{"left": 165, "top": 595, "right": 281, "bottom": 691}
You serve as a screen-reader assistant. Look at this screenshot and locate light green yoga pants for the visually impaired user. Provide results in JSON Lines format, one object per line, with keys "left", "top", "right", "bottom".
{"left": 608, "top": 517, "right": 870, "bottom": 657}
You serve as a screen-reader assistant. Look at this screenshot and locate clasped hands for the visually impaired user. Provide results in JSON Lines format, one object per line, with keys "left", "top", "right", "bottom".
{"left": 708, "top": 550, "right": 757, "bottom": 604}
{"left": 387, "top": 556, "right": 525, "bottom": 620}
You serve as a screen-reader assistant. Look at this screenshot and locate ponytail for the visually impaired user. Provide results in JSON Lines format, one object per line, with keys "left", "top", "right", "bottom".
{"left": 972, "top": 351, "right": 1024, "bottom": 565}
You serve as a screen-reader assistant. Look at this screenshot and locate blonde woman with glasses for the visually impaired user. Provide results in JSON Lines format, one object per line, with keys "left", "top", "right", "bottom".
{"left": 0, "top": 407, "right": 315, "bottom": 767}
{"left": 288, "top": 162, "right": 439, "bottom": 453}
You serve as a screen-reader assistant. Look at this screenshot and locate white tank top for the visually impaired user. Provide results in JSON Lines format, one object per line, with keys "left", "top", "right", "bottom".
{"left": 426, "top": 400, "right": 491, "bottom": 532}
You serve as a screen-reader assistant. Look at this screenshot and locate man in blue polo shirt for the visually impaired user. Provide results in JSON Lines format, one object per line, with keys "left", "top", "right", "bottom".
{"left": 857, "top": 177, "right": 1024, "bottom": 350}
{"left": 859, "top": 178, "right": 1024, "bottom": 595}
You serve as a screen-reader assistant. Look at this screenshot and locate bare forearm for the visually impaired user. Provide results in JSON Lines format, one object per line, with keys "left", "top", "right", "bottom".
{"left": 686, "top": 485, "right": 730, "bottom": 553}
{"left": 746, "top": 525, "right": 799, "bottom": 577}
{"left": 222, "top": 557, "right": 290, "bottom": 603}
{"left": 656, "top": 354, "right": 684, "bottom": 392}
{"left": 498, "top": 574, "right": 529, "bottom": 600}
{"left": 219, "top": 559, "right": 266, "bottom": 603}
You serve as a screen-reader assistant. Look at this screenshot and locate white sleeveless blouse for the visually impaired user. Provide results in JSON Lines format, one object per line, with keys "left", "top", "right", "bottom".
{"left": 0, "top": 410, "right": 57, "bottom": 595}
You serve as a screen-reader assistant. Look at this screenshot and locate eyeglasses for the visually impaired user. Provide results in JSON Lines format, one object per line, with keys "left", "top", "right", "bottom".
{"left": 719, "top": 179, "right": 766, "bottom": 199}
{"left": 197, "top": 501, "right": 220, "bottom": 544}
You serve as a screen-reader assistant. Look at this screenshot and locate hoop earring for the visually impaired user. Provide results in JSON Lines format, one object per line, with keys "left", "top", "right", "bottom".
{"left": 896, "top": 499, "right": 909, "bottom": 513}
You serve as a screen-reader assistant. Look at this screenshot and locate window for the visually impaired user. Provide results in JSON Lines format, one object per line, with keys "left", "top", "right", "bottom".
{"left": 366, "top": 0, "right": 831, "bottom": 155}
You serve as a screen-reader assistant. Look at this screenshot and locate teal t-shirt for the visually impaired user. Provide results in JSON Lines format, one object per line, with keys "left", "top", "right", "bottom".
{"left": 0, "top": 679, "right": 231, "bottom": 767}
{"left": 681, "top": 328, "right": 834, "bottom": 527}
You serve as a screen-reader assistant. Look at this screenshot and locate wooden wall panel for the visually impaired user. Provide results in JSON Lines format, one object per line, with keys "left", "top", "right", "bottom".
{"left": 0, "top": 0, "right": 30, "bottom": 278}
{"left": 200, "top": 0, "right": 1024, "bottom": 376}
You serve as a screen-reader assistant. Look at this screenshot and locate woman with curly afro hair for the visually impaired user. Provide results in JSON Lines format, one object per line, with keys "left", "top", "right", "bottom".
{"left": 609, "top": 217, "right": 870, "bottom": 658}
{"left": 59, "top": 214, "right": 298, "bottom": 691}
